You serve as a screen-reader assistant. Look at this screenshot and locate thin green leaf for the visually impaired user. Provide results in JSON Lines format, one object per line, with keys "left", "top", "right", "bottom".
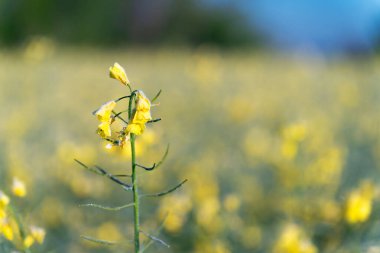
{"left": 151, "top": 89, "right": 162, "bottom": 103}
{"left": 155, "top": 145, "right": 169, "bottom": 170}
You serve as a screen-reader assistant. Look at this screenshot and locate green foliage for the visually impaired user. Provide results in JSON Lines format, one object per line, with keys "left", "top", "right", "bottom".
{"left": 0, "top": 0, "right": 254, "bottom": 47}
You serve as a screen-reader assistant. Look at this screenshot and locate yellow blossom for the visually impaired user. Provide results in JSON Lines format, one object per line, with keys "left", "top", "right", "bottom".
{"left": 345, "top": 181, "right": 374, "bottom": 224}
{"left": 109, "top": 62, "right": 129, "bottom": 85}
{"left": 30, "top": 226, "right": 46, "bottom": 244}
{"left": 126, "top": 122, "right": 146, "bottom": 135}
{"left": 0, "top": 191, "right": 10, "bottom": 207}
{"left": 12, "top": 177, "right": 27, "bottom": 197}
{"left": 135, "top": 90, "right": 151, "bottom": 112}
{"left": 94, "top": 100, "right": 116, "bottom": 123}
{"left": 113, "top": 90, "right": 153, "bottom": 139}
{"left": 24, "top": 235, "right": 35, "bottom": 248}
{"left": 0, "top": 209, "right": 6, "bottom": 219}
{"left": 123, "top": 90, "right": 152, "bottom": 136}
{"left": 1, "top": 219, "right": 14, "bottom": 241}
{"left": 273, "top": 224, "right": 317, "bottom": 253}
{"left": 97, "top": 122, "right": 112, "bottom": 138}
{"left": 132, "top": 110, "right": 152, "bottom": 124}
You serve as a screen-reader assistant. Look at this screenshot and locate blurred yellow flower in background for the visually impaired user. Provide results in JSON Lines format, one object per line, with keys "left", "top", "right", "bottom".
{"left": 0, "top": 219, "right": 14, "bottom": 241}
{"left": 273, "top": 224, "right": 317, "bottom": 253}
{"left": 12, "top": 177, "right": 26, "bottom": 197}
{"left": 158, "top": 194, "right": 192, "bottom": 233}
{"left": 96, "top": 222, "right": 122, "bottom": 242}
{"left": 30, "top": 225, "right": 46, "bottom": 244}
{"left": 109, "top": 62, "right": 130, "bottom": 86}
{"left": 223, "top": 194, "right": 241, "bottom": 213}
{"left": 345, "top": 180, "right": 374, "bottom": 224}
{"left": 0, "top": 191, "right": 10, "bottom": 207}
{"left": 0, "top": 209, "right": 6, "bottom": 219}
{"left": 24, "top": 227, "right": 45, "bottom": 248}
{"left": 24, "top": 235, "right": 35, "bottom": 248}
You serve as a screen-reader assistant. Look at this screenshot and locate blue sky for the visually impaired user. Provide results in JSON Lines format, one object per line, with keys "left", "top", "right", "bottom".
{"left": 203, "top": 0, "right": 380, "bottom": 52}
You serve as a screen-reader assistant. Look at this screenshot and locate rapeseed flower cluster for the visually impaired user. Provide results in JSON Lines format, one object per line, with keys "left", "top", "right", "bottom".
{"left": 94, "top": 63, "right": 153, "bottom": 147}
{"left": 83, "top": 61, "right": 174, "bottom": 253}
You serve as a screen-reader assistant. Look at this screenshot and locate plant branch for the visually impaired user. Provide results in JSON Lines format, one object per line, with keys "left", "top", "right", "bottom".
{"left": 155, "top": 145, "right": 169, "bottom": 170}
{"left": 147, "top": 118, "right": 161, "bottom": 124}
{"left": 136, "top": 163, "right": 156, "bottom": 171}
{"left": 79, "top": 202, "right": 134, "bottom": 211}
{"left": 115, "top": 95, "right": 131, "bottom": 102}
{"left": 140, "top": 179, "right": 188, "bottom": 198}
{"left": 140, "top": 230, "right": 170, "bottom": 248}
{"left": 80, "top": 235, "right": 117, "bottom": 246}
{"left": 94, "top": 165, "right": 132, "bottom": 191}
{"left": 112, "top": 110, "right": 129, "bottom": 124}
{"left": 151, "top": 89, "right": 162, "bottom": 103}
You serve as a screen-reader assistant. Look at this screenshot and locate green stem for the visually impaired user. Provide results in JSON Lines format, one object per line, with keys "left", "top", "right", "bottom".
{"left": 128, "top": 91, "right": 140, "bottom": 252}
{"left": 131, "top": 133, "right": 140, "bottom": 252}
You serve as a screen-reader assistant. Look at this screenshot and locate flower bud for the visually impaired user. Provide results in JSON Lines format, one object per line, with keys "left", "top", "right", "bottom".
{"left": 109, "top": 62, "right": 130, "bottom": 85}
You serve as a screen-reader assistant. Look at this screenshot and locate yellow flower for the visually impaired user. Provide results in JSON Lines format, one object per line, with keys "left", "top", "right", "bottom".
{"left": 97, "top": 122, "right": 112, "bottom": 138}
{"left": 0, "top": 209, "right": 6, "bottom": 219}
{"left": 135, "top": 90, "right": 151, "bottom": 112}
{"left": 126, "top": 122, "right": 146, "bottom": 135}
{"left": 132, "top": 110, "right": 152, "bottom": 124}
{"left": 1, "top": 219, "right": 14, "bottom": 241}
{"left": 109, "top": 62, "right": 130, "bottom": 85}
{"left": 94, "top": 100, "right": 116, "bottom": 123}
{"left": 123, "top": 91, "right": 152, "bottom": 137}
{"left": 24, "top": 235, "right": 35, "bottom": 248}
{"left": 30, "top": 226, "right": 46, "bottom": 244}
{"left": 12, "top": 177, "right": 26, "bottom": 197}
{"left": 273, "top": 224, "right": 317, "bottom": 253}
{"left": 345, "top": 181, "right": 374, "bottom": 224}
{"left": 0, "top": 191, "right": 10, "bottom": 207}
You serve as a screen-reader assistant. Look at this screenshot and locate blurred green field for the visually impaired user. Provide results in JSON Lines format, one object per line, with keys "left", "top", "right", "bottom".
{"left": 1, "top": 41, "right": 380, "bottom": 253}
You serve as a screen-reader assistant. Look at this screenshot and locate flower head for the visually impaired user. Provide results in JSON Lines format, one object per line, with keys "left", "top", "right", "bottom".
{"left": 0, "top": 191, "right": 10, "bottom": 207}
{"left": 132, "top": 110, "right": 152, "bottom": 125}
{"left": 126, "top": 122, "right": 146, "bottom": 135}
{"left": 24, "top": 235, "right": 35, "bottom": 248}
{"left": 12, "top": 178, "right": 26, "bottom": 198}
{"left": 123, "top": 91, "right": 152, "bottom": 136}
{"left": 135, "top": 90, "right": 151, "bottom": 112}
{"left": 94, "top": 100, "right": 116, "bottom": 123}
{"left": 30, "top": 226, "right": 46, "bottom": 244}
{"left": 94, "top": 100, "right": 116, "bottom": 138}
{"left": 97, "top": 122, "right": 112, "bottom": 138}
{"left": 109, "top": 62, "right": 130, "bottom": 85}
{"left": 0, "top": 219, "right": 14, "bottom": 241}
{"left": 0, "top": 209, "right": 6, "bottom": 219}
